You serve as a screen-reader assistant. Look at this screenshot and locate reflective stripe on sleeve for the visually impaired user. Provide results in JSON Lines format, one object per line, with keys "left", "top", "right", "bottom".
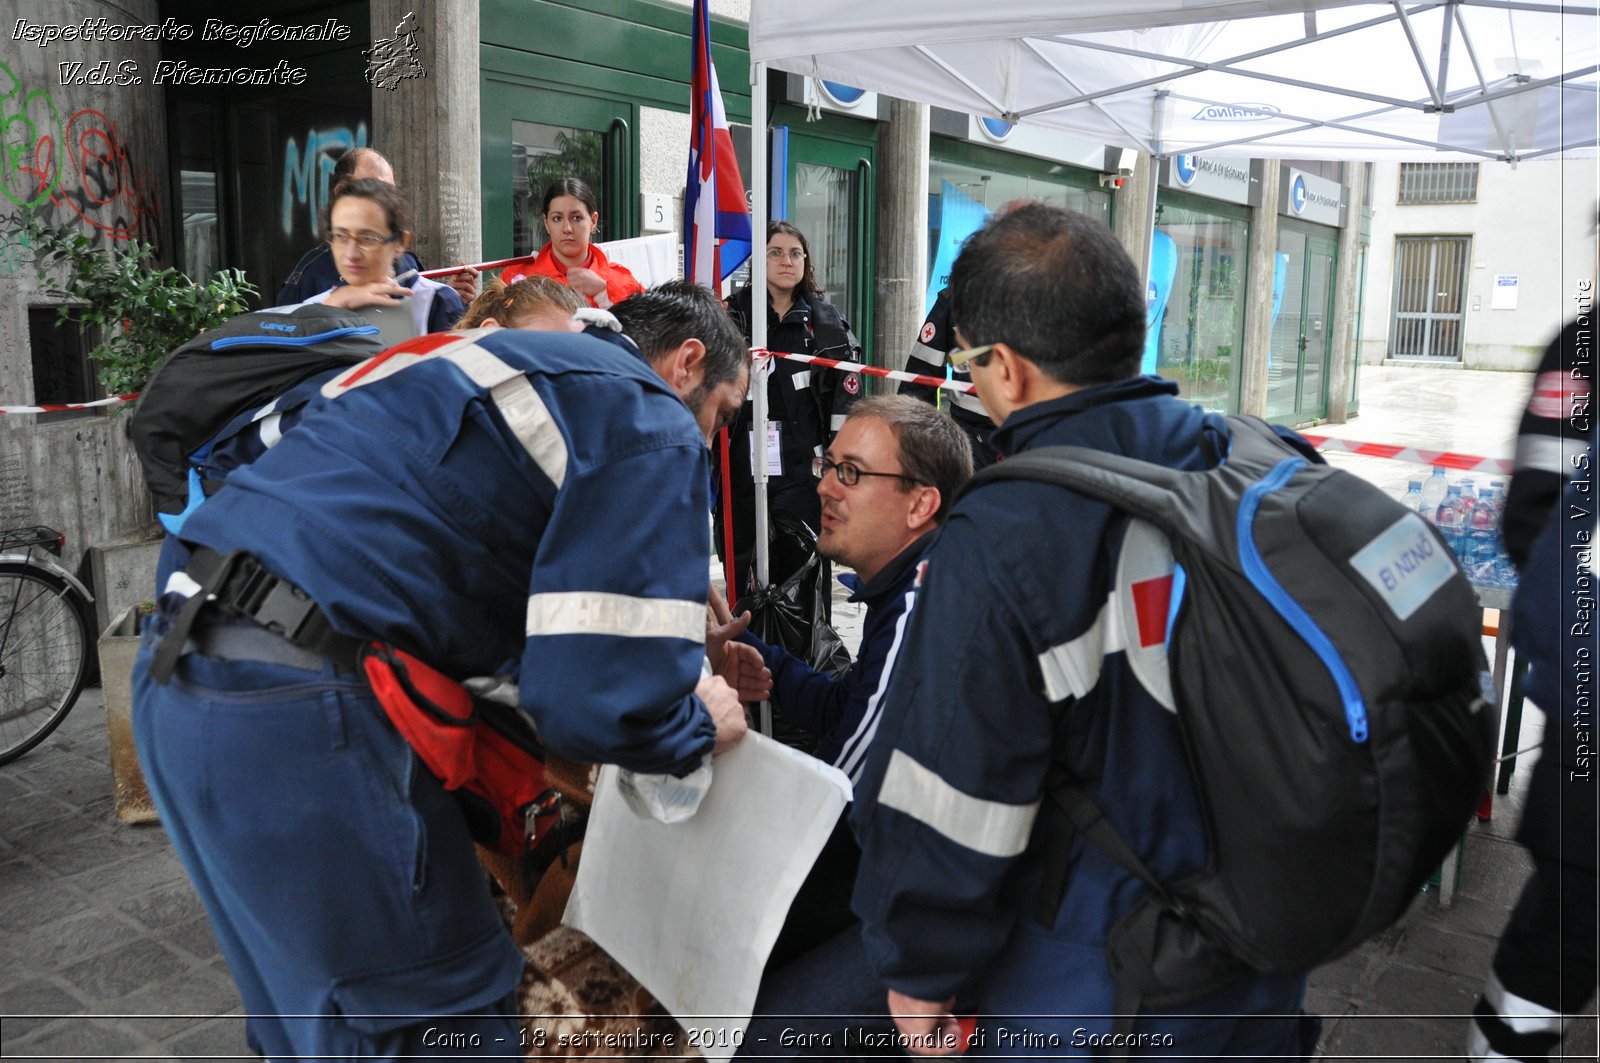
{"left": 1514, "top": 433, "right": 1589, "bottom": 476}
{"left": 527, "top": 591, "right": 706, "bottom": 643}
{"left": 877, "top": 749, "right": 1039, "bottom": 858}
{"left": 830, "top": 413, "right": 848, "bottom": 431}
{"left": 948, "top": 387, "right": 989, "bottom": 417}
{"left": 256, "top": 412, "right": 284, "bottom": 450}
{"left": 489, "top": 376, "right": 567, "bottom": 488}
{"left": 791, "top": 370, "right": 811, "bottom": 389}
{"left": 1037, "top": 592, "right": 1122, "bottom": 702}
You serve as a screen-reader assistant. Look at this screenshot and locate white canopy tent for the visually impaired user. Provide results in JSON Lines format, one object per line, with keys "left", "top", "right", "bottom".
{"left": 749, "top": 1, "right": 1598, "bottom": 162}
{"left": 735, "top": 0, "right": 1597, "bottom": 661}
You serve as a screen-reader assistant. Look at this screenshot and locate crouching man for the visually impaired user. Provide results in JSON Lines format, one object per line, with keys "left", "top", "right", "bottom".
{"left": 133, "top": 281, "right": 750, "bottom": 1061}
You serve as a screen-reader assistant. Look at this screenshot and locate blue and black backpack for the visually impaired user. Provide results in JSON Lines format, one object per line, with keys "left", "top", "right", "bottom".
{"left": 962, "top": 415, "right": 1495, "bottom": 1024}
{"left": 129, "top": 305, "right": 384, "bottom": 532}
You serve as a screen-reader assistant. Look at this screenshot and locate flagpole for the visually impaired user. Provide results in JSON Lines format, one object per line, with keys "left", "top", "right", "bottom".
{"left": 750, "top": 47, "right": 772, "bottom": 737}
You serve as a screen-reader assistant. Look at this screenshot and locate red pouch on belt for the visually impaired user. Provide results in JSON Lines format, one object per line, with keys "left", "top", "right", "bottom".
{"left": 361, "top": 643, "right": 561, "bottom": 859}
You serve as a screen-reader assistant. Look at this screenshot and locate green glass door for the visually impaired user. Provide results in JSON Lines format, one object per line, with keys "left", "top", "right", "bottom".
{"left": 480, "top": 81, "right": 638, "bottom": 262}
{"left": 784, "top": 132, "right": 876, "bottom": 362}
{"left": 1267, "top": 223, "right": 1337, "bottom": 424}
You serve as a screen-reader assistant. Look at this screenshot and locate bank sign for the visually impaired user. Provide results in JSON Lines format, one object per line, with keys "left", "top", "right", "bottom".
{"left": 1161, "top": 154, "right": 1257, "bottom": 205}
{"left": 1282, "top": 167, "right": 1344, "bottom": 226}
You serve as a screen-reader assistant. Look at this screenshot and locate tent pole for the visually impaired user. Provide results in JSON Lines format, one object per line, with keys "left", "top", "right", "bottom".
{"left": 750, "top": 55, "right": 773, "bottom": 736}
{"left": 1140, "top": 91, "right": 1168, "bottom": 288}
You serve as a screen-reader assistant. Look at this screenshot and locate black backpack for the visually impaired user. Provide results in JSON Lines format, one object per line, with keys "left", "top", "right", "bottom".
{"left": 130, "top": 306, "right": 384, "bottom": 523}
{"left": 962, "top": 416, "right": 1494, "bottom": 1023}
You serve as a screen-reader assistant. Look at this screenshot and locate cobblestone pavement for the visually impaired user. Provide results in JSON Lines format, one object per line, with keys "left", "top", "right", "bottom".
{"left": 1, "top": 365, "right": 1594, "bottom": 1060}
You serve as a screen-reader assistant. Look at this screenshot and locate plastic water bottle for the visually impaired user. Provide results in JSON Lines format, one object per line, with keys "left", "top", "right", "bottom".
{"left": 1402, "top": 480, "right": 1425, "bottom": 514}
{"left": 1466, "top": 490, "right": 1500, "bottom": 583}
{"left": 1435, "top": 485, "right": 1466, "bottom": 561}
{"left": 1487, "top": 482, "right": 1517, "bottom": 586}
{"left": 1419, "top": 466, "right": 1449, "bottom": 521}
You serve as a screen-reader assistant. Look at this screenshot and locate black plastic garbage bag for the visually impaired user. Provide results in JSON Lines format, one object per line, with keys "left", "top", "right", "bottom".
{"left": 738, "top": 510, "right": 852, "bottom": 750}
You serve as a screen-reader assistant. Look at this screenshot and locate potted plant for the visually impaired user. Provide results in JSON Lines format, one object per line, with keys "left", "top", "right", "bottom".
{"left": 27, "top": 212, "right": 256, "bottom": 398}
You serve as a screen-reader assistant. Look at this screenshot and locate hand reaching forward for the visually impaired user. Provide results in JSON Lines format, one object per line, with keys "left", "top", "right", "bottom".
{"left": 696, "top": 674, "right": 748, "bottom": 755}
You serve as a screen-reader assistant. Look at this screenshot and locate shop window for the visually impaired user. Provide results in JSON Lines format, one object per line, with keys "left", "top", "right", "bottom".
{"left": 1398, "top": 163, "right": 1478, "bottom": 204}
{"left": 29, "top": 307, "right": 100, "bottom": 413}
{"left": 926, "top": 156, "right": 1111, "bottom": 307}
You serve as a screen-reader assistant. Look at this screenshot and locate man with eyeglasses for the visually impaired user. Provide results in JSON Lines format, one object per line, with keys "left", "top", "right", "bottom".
{"left": 712, "top": 394, "right": 971, "bottom": 1055}
{"left": 849, "top": 204, "right": 1320, "bottom": 1059}
{"left": 714, "top": 394, "right": 972, "bottom": 779}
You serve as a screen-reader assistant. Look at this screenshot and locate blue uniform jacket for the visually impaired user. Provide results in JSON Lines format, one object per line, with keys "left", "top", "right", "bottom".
{"left": 851, "top": 377, "right": 1314, "bottom": 1044}
{"left": 739, "top": 535, "right": 931, "bottom": 780}
{"left": 179, "top": 327, "right": 717, "bottom": 776}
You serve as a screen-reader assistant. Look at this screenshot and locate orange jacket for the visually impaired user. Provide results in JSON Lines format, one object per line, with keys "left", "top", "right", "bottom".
{"left": 501, "top": 242, "right": 644, "bottom": 308}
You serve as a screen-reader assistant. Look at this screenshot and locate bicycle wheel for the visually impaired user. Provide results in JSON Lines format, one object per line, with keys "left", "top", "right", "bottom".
{"left": 0, "top": 563, "right": 93, "bottom": 766}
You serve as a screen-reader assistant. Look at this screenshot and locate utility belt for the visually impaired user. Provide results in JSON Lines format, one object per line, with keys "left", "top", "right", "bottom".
{"left": 148, "top": 548, "right": 571, "bottom": 871}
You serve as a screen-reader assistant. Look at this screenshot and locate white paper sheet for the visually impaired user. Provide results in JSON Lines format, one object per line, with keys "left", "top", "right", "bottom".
{"left": 563, "top": 733, "right": 853, "bottom": 1062}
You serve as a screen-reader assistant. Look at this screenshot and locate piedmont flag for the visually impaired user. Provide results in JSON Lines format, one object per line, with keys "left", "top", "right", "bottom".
{"left": 685, "top": 0, "right": 751, "bottom": 287}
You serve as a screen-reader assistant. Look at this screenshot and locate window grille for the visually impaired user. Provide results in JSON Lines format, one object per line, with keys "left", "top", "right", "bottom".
{"left": 1398, "top": 163, "right": 1478, "bottom": 203}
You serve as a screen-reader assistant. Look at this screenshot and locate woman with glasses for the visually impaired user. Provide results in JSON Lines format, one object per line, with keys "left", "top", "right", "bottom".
{"left": 300, "top": 178, "right": 464, "bottom": 335}
{"left": 719, "top": 220, "right": 864, "bottom": 608}
{"left": 501, "top": 177, "right": 644, "bottom": 310}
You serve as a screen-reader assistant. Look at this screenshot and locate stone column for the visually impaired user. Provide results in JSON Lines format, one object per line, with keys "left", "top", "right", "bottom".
{"left": 874, "top": 98, "right": 929, "bottom": 372}
{"left": 369, "top": 2, "right": 481, "bottom": 271}
{"left": 1114, "top": 154, "right": 1155, "bottom": 285}
{"left": 1326, "top": 163, "right": 1366, "bottom": 423}
{"left": 1239, "top": 164, "right": 1282, "bottom": 418}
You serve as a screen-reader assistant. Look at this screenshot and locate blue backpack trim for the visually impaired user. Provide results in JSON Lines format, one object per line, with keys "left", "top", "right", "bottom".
{"left": 210, "top": 325, "right": 378, "bottom": 350}
{"left": 1165, "top": 562, "right": 1187, "bottom": 648}
{"left": 157, "top": 466, "right": 209, "bottom": 535}
{"left": 1236, "top": 456, "right": 1371, "bottom": 743}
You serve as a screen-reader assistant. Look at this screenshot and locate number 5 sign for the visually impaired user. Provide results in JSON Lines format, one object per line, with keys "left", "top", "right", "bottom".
{"left": 641, "top": 192, "right": 675, "bottom": 234}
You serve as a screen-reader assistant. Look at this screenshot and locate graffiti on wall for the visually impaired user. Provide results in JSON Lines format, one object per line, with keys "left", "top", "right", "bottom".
{"left": 281, "top": 122, "right": 368, "bottom": 235}
{"left": 0, "top": 209, "right": 32, "bottom": 272}
{"left": 1, "top": 60, "right": 162, "bottom": 247}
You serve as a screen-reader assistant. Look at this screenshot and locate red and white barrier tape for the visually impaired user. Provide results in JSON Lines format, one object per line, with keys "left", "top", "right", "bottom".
{"left": 1298, "top": 434, "right": 1514, "bottom": 475}
{"left": 753, "top": 348, "right": 976, "bottom": 394}
{"left": 759, "top": 352, "right": 1516, "bottom": 469}
{"left": 0, "top": 393, "right": 139, "bottom": 415}
{"left": 419, "top": 255, "right": 536, "bottom": 280}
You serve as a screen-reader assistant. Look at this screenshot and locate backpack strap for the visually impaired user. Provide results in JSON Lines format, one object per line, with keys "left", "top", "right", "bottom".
{"left": 1033, "top": 771, "right": 1176, "bottom": 1059}
{"left": 1034, "top": 771, "right": 1186, "bottom": 926}
{"left": 957, "top": 445, "right": 1186, "bottom": 534}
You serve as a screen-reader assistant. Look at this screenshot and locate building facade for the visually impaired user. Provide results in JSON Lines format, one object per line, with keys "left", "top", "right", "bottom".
{"left": 5, "top": 0, "right": 1430, "bottom": 575}
{"left": 1360, "top": 159, "right": 1596, "bottom": 371}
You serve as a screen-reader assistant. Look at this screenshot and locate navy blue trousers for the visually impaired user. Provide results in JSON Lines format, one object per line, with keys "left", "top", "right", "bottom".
{"left": 132, "top": 625, "right": 525, "bottom": 1060}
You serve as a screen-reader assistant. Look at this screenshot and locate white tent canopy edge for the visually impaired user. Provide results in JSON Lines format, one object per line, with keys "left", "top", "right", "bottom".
{"left": 750, "top": 0, "right": 1599, "bottom": 162}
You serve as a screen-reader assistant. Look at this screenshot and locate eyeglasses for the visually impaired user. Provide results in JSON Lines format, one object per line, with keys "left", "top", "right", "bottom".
{"left": 947, "top": 343, "right": 995, "bottom": 368}
{"left": 812, "top": 457, "right": 926, "bottom": 488}
{"left": 327, "top": 230, "right": 402, "bottom": 252}
{"left": 766, "top": 248, "right": 806, "bottom": 262}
